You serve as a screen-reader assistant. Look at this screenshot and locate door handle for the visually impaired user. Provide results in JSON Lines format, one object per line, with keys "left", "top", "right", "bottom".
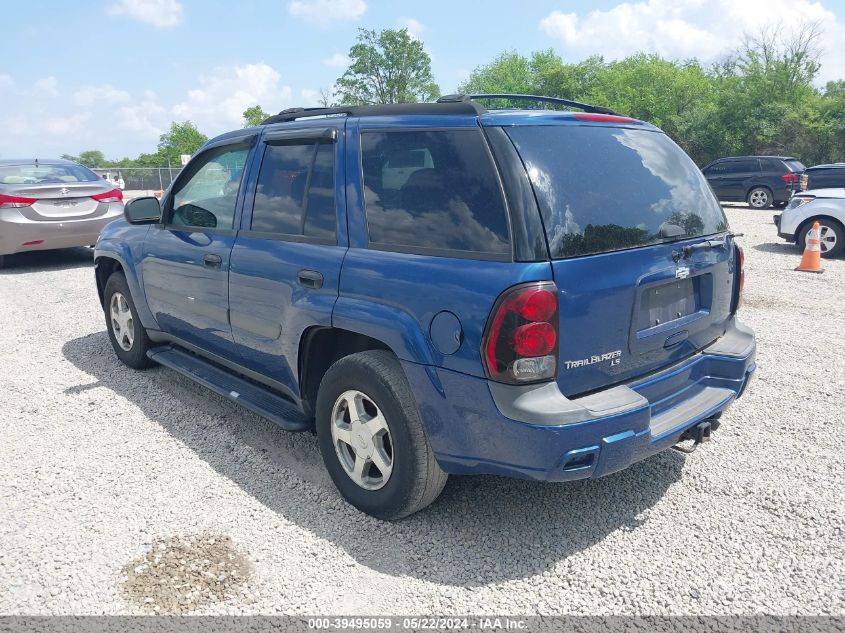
{"left": 203, "top": 253, "right": 222, "bottom": 268}
{"left": 297, "top": 269, "right": 324, "bottom": 289}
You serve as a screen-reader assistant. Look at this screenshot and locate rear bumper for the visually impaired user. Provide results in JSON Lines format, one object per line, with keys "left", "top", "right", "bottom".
{"left": 405, "top": 319, "right": 756, "bottom": 482}
{"left": 0, "top": 207, "right": 122, "bottom": 256}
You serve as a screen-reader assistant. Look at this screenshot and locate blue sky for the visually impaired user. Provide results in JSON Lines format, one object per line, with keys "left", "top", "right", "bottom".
{"left": 2, "top": 0, "right": 844, "bottom": 160}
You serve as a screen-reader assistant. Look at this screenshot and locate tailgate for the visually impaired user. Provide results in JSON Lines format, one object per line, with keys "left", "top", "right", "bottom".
{"left": 551, "top": 239, "right": 737, "bottom": 395}
{"left": 503, "top": 122, "right": 736, "bottom": 396}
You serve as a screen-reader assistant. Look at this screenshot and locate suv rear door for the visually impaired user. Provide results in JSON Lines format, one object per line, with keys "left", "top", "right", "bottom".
{"left": 227, "top": 124, "right": 346, "bottom": 398}
{"left": 723, "top": 158, "right": 760, "bottom": 200}
{"left": 503, "top": 122, "right": 738, "bottom": 396}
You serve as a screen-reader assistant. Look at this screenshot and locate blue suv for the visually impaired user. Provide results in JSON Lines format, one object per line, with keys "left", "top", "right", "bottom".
{"left": 94, "top": 94, "right": 756, "bottom": 519}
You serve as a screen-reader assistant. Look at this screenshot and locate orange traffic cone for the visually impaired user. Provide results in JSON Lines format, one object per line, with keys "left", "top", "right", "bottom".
{"left": 795, "top": 221, "right": 825, "bottom": 273}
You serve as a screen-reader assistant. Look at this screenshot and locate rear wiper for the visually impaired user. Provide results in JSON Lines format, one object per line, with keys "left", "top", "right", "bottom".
{"left": 677, "top": 233, "right": 744, "bottom": 259}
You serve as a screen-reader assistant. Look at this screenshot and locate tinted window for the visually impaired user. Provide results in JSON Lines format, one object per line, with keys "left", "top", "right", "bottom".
{"left": 507, "top": 126, "right": 728, "bottom": 259}
{"left": 704, "top": 162, "right": 728, "bottom": 175}
{"left": 252, "top": 141, "right": 336, "bottom": 239}
{"left": 785, "top": 160, "right": 806, "bottom": 172}
{"left": 171, "top": 144, "right": 250, "bottom": 230}
{"left": 361, "top": 130, "right": 510, "bottom": 255}
{"left": 729, "top": 159, "right": 759, "bottom": 173}
{"left": 304, "top": 143, "right": 336, "bottom": 239}
{"left": 761, "top": 158, "right": 785, "bottom": 171}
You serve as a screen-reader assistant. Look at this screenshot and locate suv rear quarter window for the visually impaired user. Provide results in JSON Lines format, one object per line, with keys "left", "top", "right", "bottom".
{"left": 360, "top": 129, "right": 511, "bottom": 257}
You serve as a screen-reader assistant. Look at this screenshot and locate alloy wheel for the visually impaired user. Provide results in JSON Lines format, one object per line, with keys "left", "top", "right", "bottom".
{"left": 330, "top": 390, "right": 394, "bottom": 490}
{"left": 818, "top": 224, "right": 838, "bottom": 253}
{"left": 749, "top": 189, "right": 769, "bottom": 208}
{"left": 110, "top": 292, "right": 135, "bottom": 352}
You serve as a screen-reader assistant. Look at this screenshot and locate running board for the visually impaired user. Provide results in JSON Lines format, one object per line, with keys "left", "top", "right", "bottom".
{"left": 146, "top": 345, "right": 311, "bottom": 432}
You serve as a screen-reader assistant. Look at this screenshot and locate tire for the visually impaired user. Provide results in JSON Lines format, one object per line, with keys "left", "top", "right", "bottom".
{"left": 103, "top": 272, "right": 154, "bottom": 369}
{"left": 799, "top": 218, "right": 845, "bottom": 259}
{"left": 747, "top": 187, "right": 773, "bottom": 209}
{"left": 316, "top": 350, "right": 447, "bottom": 520}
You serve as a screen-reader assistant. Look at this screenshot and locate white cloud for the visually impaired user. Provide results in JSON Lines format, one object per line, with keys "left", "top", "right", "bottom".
{"left": 118, "top": 99, "right": 167, "bottom": 140}
{"left": 397, "top": 16, "right": 425, "bottom": 40}
{"left": 539, "top": 0, "right": 845, "bottom": 83}
{"left": 288, "top": 0, "right": 366, "bottom": 26}
{"left": 107, "top": 0, "right": 183, "bottom": 28}
{"left": 323, "top": 53, "right": 350, "bottom": 68}
{"left": 0, "top": 74, "right": 13, "bottom": 88}
{"left": 300, "top": 88, "right": 320, "bottom": 105}
{"left": 172, "top": 63, "right": 293, "bottom": 133}
{"left": 33, "top": 76, "right": 59, "bottom": 97}
{"left": 74, "top": 84, "right": 131, "bottom": 106}
{"left": 45, "top": 113, "right": 90, "bottom": 137}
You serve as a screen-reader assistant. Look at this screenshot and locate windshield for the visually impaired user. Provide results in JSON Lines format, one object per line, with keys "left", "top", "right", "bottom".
{"left": 506, "top": 126, "right": 728, "bottom": 259}
{"left": 0, "top": 163, "right": 101, "bottom": 185}
{"left": 785, "top": 160, "right": 806, "bottom": 172}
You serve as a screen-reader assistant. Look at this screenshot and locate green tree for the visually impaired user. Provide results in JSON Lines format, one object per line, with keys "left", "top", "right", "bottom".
{"left": 242, "top": 105, "right": 269, "bottom": 127}
{"left": 336, "top": 28, "right": 440, "bottom": 105}
{"left": 156, "top": 121, "right": 208, "bottom": 167}
{"left": 77, "top": 150, "right": 108, "bottom": 168}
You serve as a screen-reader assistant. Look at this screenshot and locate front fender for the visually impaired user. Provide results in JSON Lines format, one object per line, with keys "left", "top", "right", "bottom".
{"left": 94, "top": 223, "right": 157, "bottom": 330}
{"left": 781, "top": 204, "right": 845, "bottom": 236}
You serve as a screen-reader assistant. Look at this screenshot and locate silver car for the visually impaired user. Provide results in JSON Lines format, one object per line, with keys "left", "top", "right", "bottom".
{"left": 0, "top": 158, "right": 124, "bottom": 267}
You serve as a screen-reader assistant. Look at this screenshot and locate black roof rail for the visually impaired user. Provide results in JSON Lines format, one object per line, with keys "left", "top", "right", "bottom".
{"left": 261, "top": 100, "right": 486, "bottom": 125}
{"left": 437, "top": 93, "right": 618, "bottom": 115}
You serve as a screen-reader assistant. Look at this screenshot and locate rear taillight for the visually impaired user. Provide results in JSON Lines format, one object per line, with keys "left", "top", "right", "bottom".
{"left": 0, "top": 193, "right": 37, "bottom": 208}
{"left": 482, "top": 282, "right": 559, "bottom": 384}
{"left": 781, "top": 172, "right": 799, "bottom": 184}
{"left": 737, "top": 246, "right": 745, "bottom": 309}
{"left": 91, "top": 189, "right": 123, "bottom": 203}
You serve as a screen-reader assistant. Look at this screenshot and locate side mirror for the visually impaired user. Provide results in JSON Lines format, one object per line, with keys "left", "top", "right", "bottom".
{"left": 124, "top": 196, "right": 161, "bottom": 224}
{"left": 180, "top": 203, "right": 218, "bottom": 229}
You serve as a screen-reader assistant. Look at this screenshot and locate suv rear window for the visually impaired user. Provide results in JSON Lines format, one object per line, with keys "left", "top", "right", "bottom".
{"left": 507, "top": 126, "right": 728, "bottom": 259}
{"left": 361, "top": 130, "right": 510, "bottom": 256}
{"left": 785, "top": 160, "right": 806, "bottom": 172}
{"left": 0, "top": 163, "right": 101, "bottom": 184}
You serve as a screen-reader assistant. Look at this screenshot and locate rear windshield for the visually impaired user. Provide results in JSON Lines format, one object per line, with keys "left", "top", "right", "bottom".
{"left": 0, "top": 163, "right": 101, "bottom": 185}
{"left": 785, "top": 160, "right": 806, "bottom": 172}
{"left": 506, "top": 126, "right": 728, "bottom": 259}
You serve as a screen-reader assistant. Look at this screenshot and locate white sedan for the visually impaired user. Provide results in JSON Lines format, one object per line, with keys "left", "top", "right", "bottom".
{"left": 774, "top": 188, "right": 845, "bottom": 258}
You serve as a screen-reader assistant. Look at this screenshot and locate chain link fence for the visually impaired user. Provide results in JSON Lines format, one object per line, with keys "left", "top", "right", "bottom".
{"left": 91, "top": 167, "right": 183, "bottom": 192}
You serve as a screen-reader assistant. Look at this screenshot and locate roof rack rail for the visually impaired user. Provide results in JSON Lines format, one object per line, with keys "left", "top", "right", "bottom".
{"left": 437, "top": 93, "right": 618, "bottom": 115}
{"left": 262, "top": 106, "right": 354, "bottom": 125}
{"left": 261, "top": 100, "right": 486, "bottom": 125}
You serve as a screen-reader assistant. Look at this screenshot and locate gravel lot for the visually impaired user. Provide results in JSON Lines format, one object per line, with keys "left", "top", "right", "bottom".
{"left": 1, "top": 206, "right": 842, "bottom": 615}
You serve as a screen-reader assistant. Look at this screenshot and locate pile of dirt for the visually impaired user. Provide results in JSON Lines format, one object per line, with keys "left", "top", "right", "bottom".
{"left": 122, "top": 533, "right": 254, "bottom": 613}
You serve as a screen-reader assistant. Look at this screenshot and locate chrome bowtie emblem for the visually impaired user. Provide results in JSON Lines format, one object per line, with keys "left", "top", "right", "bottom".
{"left": 60, "top": 187, "right": 70, "bottom": 196}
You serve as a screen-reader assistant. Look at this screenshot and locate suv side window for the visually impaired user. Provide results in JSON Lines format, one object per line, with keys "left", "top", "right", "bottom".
{"left": 251, "top": 140, "right": 336, "bottom": 240}
{"left": 170, "top": 143, "right": 250, "bottom": 230}
{"left": 730, "top": 159, "right": 760, "bottom": 173}
{"left": 360, "top": 129, "right": 510, "bottom": 257}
